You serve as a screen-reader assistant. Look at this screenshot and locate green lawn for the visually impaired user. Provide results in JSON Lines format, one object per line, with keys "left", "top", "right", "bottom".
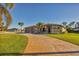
{"left": 0, "top": 34, "right": 28, "bottom": 55}
{"left": 48, "top": 33, "right": 79, "bottom": 46}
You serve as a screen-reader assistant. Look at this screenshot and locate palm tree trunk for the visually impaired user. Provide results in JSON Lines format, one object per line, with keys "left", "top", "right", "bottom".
{"left": 0, "top": 7, "right": 3, "bottom": 31}
{"left": 0, "top": 15, "right": 2, "bottom": 31}
{"left": 21, "top": 26, "right": 22, "bottom": 32}
{"left": 5, "top": 26, "right": 8, "bottom": 31}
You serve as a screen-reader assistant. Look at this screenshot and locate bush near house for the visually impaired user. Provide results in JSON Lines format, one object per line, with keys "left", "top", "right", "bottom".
{"left": 48, "top": 33, "right": 79, "bottom": 45}
{"left": 0, "top": 34, "right": 28, "bottom": 55}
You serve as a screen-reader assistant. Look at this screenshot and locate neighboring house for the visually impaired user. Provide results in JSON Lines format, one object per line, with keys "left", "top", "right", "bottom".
{"left": 24, "top": 24, "right": 67, "bottom": 34}
{"left": 8, "top": 28, "right": 25, "bottom": 33}
{"left": 8, "top": 28, "right": 18, "bottom": 32}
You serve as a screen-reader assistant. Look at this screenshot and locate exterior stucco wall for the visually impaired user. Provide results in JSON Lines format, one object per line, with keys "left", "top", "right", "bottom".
{"left": 24, "top": 24, "right": 66, "bottom": 34}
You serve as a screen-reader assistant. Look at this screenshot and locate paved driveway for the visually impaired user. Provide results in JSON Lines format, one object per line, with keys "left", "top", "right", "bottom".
{"left": 22, "top": 34, "right": 79, "bottom": 56}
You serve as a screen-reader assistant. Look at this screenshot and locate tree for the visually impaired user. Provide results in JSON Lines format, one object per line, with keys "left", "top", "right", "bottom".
{"left": 67, "top": 21, "right": 75, "bottom": 32}
{"left": 62, "top": 22, "right": 67, "bottom": 26}
{"left": 2, "top": 22, "right": 5, "bottom": 31}
{"left": 62, "top": 21, "right": 75, "bottom": 33}
{"left": 68, "top": 21, "right": 75, "bottom": 27}
{"left": 0, "top": 3, "right": 14, "bottom": 31}
{"left": 36, "top": 22, "right": 44, "bottom": 27}
{"left": 18, "top": 22, "right": 24, "bottom": 32}
{"left": 36, "top": 22, "right": 44, "bottom": 33}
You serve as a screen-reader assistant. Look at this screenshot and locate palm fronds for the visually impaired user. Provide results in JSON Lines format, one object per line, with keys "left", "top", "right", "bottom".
{"left": 0, "top": 3, "right": 14, "bottom": 31}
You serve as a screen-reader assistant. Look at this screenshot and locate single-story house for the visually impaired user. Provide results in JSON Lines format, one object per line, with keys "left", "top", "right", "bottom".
{"left": 24, "top": 24, "right": 67, "bottom": 34}
{"left": 8, "top": 28, "right": 18, "bottom": 32}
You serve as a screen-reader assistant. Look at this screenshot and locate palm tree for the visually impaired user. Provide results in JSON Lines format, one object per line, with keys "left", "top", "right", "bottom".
{"left": 62, "top": 22, "right": 67, "bottom": 27}
{"left": 36, "top": 22, "right": 44, "bottom": 26}
{"left": 0, "top": 3, "right": 14, "bottom": 31}
{"left": 68, "top": 21, "right": 75, "bottom": 27}
{"left": 36, "top": 22, "right": 44, "bottom": 33}
{"left": 62, "top": 21, "right": 75, "bottom": 32}
{"left": 67, "top": 21, "right": 75, "bottom": 32}
{"left": 18, "top": 22, "right": 24, "bottom": 32}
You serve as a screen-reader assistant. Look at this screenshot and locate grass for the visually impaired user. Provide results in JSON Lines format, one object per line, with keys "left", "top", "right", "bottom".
{"left": 0, "top": 34, "right": 28, "bottom": 55}
{"left": 48, "top": 33, "right": 79, "bottom": 46}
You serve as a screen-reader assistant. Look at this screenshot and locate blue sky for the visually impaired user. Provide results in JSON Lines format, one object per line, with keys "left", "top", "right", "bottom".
{"left": 9, "top": 3, "right": 79, "bottom": 28}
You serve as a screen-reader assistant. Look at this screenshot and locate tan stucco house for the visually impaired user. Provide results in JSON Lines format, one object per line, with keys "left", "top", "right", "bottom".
{"left": 24, "top": 24, "right": 67, "bottom": 34}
